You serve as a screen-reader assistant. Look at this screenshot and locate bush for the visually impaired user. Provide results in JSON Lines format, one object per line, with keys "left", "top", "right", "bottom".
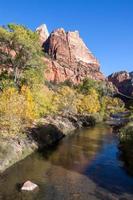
{"left": 21, "top": 65, "right": 45, "bottom": 87}
{"left": 0, "top": 74, "right": 15, "bottom": 91}
{"left": 32, "top": 85, "right": 56, "bottom": 117}
{"left": 119, "top": 124, "right": 133, "bottom": 175}
{"left": 77, "top": 78, "right": 97, "bottom": 94}
{"left": 20, "top": 86, "right": 37, "bottom": 120}
{"left": 53, "top": 86, "right": 78, "bottom": 114}
{"left": 101, "top": 96, "right": 125, "bottom": 116}
{"left": 76, "top": 89, "right": 100, "bottom": 114}
{"left": 0, "top": 86, "right": 36, "bottom": 135}
{"left": 120, "top": 125, "right": 133, "bottom": 143}
{"left": 53, "top": 86, "right": 105, "bottom": 115}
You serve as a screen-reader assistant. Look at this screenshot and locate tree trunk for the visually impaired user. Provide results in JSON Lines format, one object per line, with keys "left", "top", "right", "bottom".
{"left": 14, "top": 66, "right": 18, "bottom": 83}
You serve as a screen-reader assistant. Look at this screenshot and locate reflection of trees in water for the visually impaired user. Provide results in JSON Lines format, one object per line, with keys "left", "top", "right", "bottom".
{"left": 119, "top": 140, "right": 133, "bottom": 176}
{"left": 2, "top": 126, "right": 125, "bottom": 200}
{"left": 47, "top": 127, "right": 107, "bottom": 173}
{"left": 119, "top": 125, "right": 133, "bottom": 176}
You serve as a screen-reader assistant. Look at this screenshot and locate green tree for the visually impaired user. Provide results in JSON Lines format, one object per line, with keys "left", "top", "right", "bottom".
{"left": 78, "top": 78, "right": 97, "bottom": 94}
{"left": 0, "top": 24, "right": 43, "bottom": 84}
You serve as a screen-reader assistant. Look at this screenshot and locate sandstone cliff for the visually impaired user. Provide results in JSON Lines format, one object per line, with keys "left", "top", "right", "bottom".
{"left": 108, "top": 71, "right": 133, "bottom": 96}
{"left": 36, "top": 25, "right": 105, "bottom": 83}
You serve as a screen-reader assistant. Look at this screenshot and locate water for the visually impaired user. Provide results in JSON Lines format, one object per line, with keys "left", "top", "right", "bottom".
{"left": 0, "top": 124, "right": 133, "bottom": 200}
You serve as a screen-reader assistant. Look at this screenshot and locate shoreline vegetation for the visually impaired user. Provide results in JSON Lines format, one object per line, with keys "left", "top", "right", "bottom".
{"left": 0, "top": 24, "right": 131, "bottom": 173}
{"left": 119, "top": 115, "right": 133, "bottom": 176}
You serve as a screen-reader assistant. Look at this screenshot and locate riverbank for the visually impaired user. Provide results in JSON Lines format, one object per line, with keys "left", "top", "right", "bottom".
{"left": 118, "top": 121, "right": 133, "bottom": 176}
{"left": 0, "top": 113, "right": 95, "bottom": 173}
{"left": 106, "top": 111, "right": 133, "bottom": 176}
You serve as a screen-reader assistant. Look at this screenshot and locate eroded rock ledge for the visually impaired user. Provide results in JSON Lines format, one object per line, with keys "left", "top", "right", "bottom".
{"left": 30, "top": 114, "right": 95, "bottom": 150}
{"left": 0, "top": 114, "right": 95, "bottom": 173}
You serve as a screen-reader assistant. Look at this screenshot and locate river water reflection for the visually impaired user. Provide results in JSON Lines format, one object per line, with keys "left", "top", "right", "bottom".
{"left": 0, "top": 124, "right": 133, "bottom": 200}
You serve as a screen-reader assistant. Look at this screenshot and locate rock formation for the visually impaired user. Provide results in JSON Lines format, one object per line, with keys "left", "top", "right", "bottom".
{"left": 21, "top": 181, "right": 38, "bottom": 191}
{"left": 108, "top": 71, "right": 133, "bottom": 96}
{"left": 36, "top": 24, "right": 49, "bottom": 45}
{"left": 36, "top": 25, "right": 105, "bottom": 83}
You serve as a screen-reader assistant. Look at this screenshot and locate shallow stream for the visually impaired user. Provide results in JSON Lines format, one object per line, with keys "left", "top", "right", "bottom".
{"left": 0, "top": 125, "right": 133, "bottom": 200}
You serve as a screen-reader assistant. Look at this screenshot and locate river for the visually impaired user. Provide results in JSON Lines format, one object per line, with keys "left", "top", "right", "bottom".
{"left": 0, "top": 124, "right": 133, "bottom": 200}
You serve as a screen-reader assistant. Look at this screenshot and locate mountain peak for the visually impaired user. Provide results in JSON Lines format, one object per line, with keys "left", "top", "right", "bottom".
{"left": 42, "top": 26, "right": 104, "bottom": 83}
{"left": 36, "top": 24, "right": 49, "bottom": 44}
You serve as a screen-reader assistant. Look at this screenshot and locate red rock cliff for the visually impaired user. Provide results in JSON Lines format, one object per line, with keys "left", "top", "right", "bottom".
{"left": 108, "top": 71, "right": 133, "bottom": 96}
{"left": 37, "top": 25, "right": 105, "bottom": 83}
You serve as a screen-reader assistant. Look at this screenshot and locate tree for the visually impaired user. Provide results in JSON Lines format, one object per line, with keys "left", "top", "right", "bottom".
{"left": 0, "top": 24, "right": 43, "bottom": 84}
{"left": 0, "top": 87, "right": 36, "bottom": 135}
{"left": 101, "top": 96, "right": 125, "bottom": 115}
{"left": 32, "top": 85, "right": 56, "bottom": 116}
{"left": 76, "top": 88, "right": 100, "bottom": 114}
{"left": 78, "top": 78, "right": 97, "bottom": 94}
{"left": 53, "top": 86, "right": 77, "bottom": 113}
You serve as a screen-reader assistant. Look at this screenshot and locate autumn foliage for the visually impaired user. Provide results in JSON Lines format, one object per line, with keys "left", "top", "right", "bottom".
{"left": 0, "top": 87, "right": 35, "bottom": 135}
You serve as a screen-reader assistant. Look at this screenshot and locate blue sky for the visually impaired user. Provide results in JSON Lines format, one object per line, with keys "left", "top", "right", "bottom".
{"left": 0, "top": 0, "right": 133, "bottom": 75}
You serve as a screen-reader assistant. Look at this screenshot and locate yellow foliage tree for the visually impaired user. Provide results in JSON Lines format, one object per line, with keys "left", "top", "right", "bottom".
{"left": 31, "top": 85, "right": 56, "bottom": 116}
{"left": 101, "top": 96, "right": 124, "bottom": 115}
{"left": 0, "top": 86, "right": 36, "bottom": 135}
{"left": 21, "top": 85, "right": 36, "bottom": 120}
{"left": 53, "top": 86, "right": 77, "bottom": 113}
{"left": 76, "top": 88, "right": 100, "bottom": 114}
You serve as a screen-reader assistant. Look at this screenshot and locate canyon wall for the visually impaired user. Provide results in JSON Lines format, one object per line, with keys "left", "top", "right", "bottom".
{"left": 108, "top": 71, "right": 133, "bottom": 96}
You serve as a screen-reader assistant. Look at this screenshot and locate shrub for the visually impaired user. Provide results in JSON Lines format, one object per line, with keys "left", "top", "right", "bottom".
{"left": 53, "top": 86, "right": 78, "bottom": 114}
{"left": 21, "top": 85, "right": 37, "bottom": 120}
{"left": 21, "top": 65, "right": 45, "bottom": 87}
{"left": 119, "top": 124, "right": 133, "bottom": 175}
{"left": 0, "top": 86, "right": 36, "bottom": 135}
{"left": 76, "top": 88, "right": 100, "bottom": 114}
{"left": 77, "top": 78, "right": 97, "bottom": 94}
{"left": 0, "top": 71, "right": 16, "bottom": 91}
{"left": 120, "top": 125, "right": 133, "bottom": 143}
{"left": 32, "top": 85, "right": 56, "bottom": 117}
{"left": 101, "top": 96, "right": 125, "bottom": 116}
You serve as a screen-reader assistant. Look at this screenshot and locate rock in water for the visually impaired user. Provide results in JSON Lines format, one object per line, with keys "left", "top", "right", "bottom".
{"left": 21, "top": 180, "right": 38, "bottom": 191}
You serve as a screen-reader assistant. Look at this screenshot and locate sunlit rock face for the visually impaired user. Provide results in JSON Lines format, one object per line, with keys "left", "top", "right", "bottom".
{"left": 36, "top": 24, "right": 49, "bottom": 45}
{"left": 37, "top": 25, "right": 105, "bottom": 83}
{"left": 108, "top": 71, "right": 133, "bottom": 96}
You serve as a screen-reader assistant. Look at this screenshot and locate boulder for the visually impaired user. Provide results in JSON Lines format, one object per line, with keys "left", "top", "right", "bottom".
{"left": 21, "top": 181, "right": 38, "bottom": 191}
{"left": 0, "top": 136, "right": 37, "bottom": 173}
